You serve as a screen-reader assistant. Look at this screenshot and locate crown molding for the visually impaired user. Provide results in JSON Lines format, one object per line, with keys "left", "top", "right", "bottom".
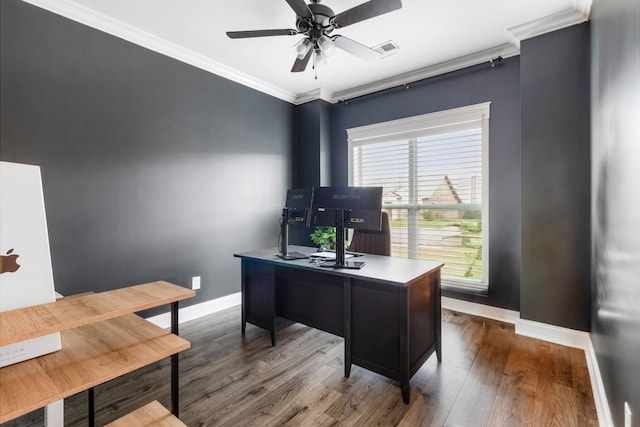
{"left": 22, "top": 0, "right": 592, "bottom": 106}
{"left": 294, "top": 88, "right": 337, "bottom": 105}
{"left": 330, "top": 43, "right": 519, "bottom": 103}
{"left": 507, "top": 7, "right": 590, "bottom": 49}
{"left": 21, "top": 0, "right": 299, "bottom": 104}
{"left": 295, "top": 89, "right": 323, "bottom": 105}
{"left": 573, "top": 0, "right": 593, "bottom": 17}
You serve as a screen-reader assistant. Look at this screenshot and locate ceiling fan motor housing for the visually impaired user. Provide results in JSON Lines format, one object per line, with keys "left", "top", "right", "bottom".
{"left": 305, "top": 3, "right": 335, "bottom": 32}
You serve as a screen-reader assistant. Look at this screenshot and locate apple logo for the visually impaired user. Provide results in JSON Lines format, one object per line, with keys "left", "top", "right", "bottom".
{"left": 0, "top": 249, "right": 21, "bottom": 274}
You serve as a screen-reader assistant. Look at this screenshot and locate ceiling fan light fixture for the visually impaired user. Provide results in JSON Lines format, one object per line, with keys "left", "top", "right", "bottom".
{"left": 314, "top": 49, "right": 327, "bottom": 66}
{"left": 294, "top": 38, "right": 312, "bottom": 59}
{"left": 318, "top": 35, "right": 336, "bottom": 57}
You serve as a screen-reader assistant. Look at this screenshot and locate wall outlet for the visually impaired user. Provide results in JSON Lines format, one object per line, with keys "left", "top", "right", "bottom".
{"left": 191, "top": 276, "right": 201, "bottom": 290}
{"left": 625, "top": 402, "right": 633, "bottom": 427}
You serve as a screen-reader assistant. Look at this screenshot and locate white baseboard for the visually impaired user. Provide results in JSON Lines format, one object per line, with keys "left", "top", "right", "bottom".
{"left": 442, "top": 296, "right": 520, "bottom": 324}
{"left": 441, "top": 296, "right": 591, "bottom": 349}
{"left": 514, "top": 318, "right": 590, "bottom": 349}
{"left": 585, "top": 336, "right": 614, "bottom": 427}
{"left": 145, "top": 292, "right": 241, "bottom": 329}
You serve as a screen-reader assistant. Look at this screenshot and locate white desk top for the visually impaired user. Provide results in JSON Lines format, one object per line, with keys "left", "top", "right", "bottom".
{"left": 234, "top": 246, "right": 443, "bottom": 287}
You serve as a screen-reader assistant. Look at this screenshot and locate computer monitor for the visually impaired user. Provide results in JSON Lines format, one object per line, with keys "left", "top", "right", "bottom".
{"left": 278, "top": 187, "right": 313, "bottom": 260}
{"left": 310, "top": 186, "right": 383, "bottom": 269}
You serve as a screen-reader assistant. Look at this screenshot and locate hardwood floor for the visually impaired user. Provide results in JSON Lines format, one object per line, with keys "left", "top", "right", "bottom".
{"left": 1, "top": 307, "right": 598, "bottom": 426}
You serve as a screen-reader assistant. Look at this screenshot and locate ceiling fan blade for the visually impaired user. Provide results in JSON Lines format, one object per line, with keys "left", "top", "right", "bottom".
{"left": 226, "top": 29, "right": 298, "bottom": 39}
{"left": 333, "top": 35, "right": 382, "bottom": 60}
{"left": 291, "top": 48, "right": 313, "bottom": 72}
{"left": 285, "top": 0, "right": 313, "bottom": 18}
{"left": 332, "top": 0, "right": 402, "bottom": 29}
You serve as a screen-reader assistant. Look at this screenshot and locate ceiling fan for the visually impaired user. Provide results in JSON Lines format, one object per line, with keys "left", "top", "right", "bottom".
{"left": 226, "top": 0, "right": 402, "bottom": 73}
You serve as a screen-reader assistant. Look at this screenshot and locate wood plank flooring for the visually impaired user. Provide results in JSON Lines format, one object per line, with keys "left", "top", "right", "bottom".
{"left": 1, "top": 307, "right": 598, "bottom": 426}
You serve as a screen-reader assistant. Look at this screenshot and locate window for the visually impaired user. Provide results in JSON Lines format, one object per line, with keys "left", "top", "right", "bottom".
{"left": 348, "top": 103, "right": 490, "bottom": 292}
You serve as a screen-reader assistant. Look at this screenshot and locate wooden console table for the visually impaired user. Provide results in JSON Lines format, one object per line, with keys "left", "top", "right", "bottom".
{"left": 234, "top": 246, "right": 443, "bottom": 404}
{"left": 0, "top": 281, "right": 195, "bottom": 426}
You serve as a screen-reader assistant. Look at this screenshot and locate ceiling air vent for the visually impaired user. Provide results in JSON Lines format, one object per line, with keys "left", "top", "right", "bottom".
{"left": 373, "top": 40, "right": 400, "bottom": 58}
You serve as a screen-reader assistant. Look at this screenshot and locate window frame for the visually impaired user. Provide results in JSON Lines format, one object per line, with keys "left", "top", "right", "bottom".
{"left": 347, "top": 102, "right": 490, "bottom": 292}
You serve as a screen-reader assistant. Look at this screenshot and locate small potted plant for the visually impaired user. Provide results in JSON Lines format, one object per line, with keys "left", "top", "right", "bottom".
{"left": 309, "top": 227, "right": 336, "bottom": 251}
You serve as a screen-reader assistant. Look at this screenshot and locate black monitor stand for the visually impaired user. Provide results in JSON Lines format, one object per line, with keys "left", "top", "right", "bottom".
{"left": 319, "top": 209, "right": 365, "bottom": 269}
{"left": 277, "top": 208, "right": 308, "bottom": 260}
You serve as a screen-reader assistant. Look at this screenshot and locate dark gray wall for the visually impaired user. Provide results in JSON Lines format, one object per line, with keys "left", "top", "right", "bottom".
{"left": 591, "top": 0, "right": 640, "bottom": 424}
{"left": 0, "top": 0, "right": 294, "bottom": 308}
{"left": 520, "top": 24, "right": 591, "bottom": 331}
{"left": 294, "top": 99, "right": 332, "bottom": 188}
{"left": 329, "top": 59, "right": 522, "bottom": 311}
{"left": 290, "top": 99, "right": 332, "bottom": 247}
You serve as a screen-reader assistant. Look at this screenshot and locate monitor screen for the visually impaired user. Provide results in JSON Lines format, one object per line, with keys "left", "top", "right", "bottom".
{"left": 311, "top": 186, "right": 383, "bottom": 230}
{"left": 284, "top": 187, "right": 313, "bottom": 227}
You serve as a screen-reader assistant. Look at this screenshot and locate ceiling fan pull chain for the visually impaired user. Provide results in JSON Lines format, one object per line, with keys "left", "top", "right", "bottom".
{"left": 314, "top": 53, "right": 318, "bottom": 80}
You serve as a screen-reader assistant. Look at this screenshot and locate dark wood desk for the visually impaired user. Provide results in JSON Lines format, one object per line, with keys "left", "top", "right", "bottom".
{"left": 234, "top": 246, "right": 443, "bottom": 403}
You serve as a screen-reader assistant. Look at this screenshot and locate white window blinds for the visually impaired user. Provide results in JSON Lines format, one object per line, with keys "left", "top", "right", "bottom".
{"left": 348, "top": 103, "right": 490, "bottom": 291}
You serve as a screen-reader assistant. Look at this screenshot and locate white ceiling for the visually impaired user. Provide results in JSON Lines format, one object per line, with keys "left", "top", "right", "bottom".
{"left": 24, "top": 0, "right": 591, "bottom": 103}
